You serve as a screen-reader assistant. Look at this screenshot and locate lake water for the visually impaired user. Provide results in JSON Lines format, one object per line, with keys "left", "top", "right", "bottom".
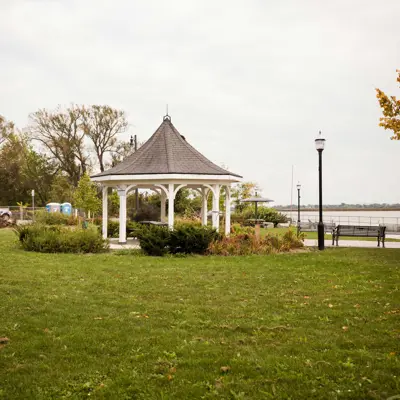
{"left": 284, "top": 210, "right": 400, "bottom": 231}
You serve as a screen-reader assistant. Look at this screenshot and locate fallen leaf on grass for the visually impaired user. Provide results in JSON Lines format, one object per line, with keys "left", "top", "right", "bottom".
{"left": 303, "top": 295, "right": 310, "bottom": 299}
{"left": 354, "top": 304, "right": 361, "bottom": 308}
{"left": 220, "top": 366, "right": 231, "bottom": 373}
{"left": 43, "top": 328, "right": 50, "bottom": 333}
{"left": 385, "top": 309, "right": 400, "bottom": 315}
{"left": 342, "top": 326, "right": 349, "bottom": 331}
{"left": 167, "top": 374, "right": 173, "bottom": 381}
{"left": 94, "top": 317, "right": 103, "bottom": 320}
{"left": 135, "top": 314, "right": 150, "bottom": 319}
{"left": 0, "top": 337, "right": 9, "bottom": 344}
{"left": 215, "top": 378, "right": 224, "bottom": 389}
{"left": 328, "top": 304, "right": 333, "bottom": 308}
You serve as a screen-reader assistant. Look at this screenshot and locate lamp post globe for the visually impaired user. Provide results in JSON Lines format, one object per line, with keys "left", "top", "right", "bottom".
{"left": 315, "top": 131, "right": 325, "bottom": 250}
{"left": 296, "top": 183, "right": 301, "bottom": 236}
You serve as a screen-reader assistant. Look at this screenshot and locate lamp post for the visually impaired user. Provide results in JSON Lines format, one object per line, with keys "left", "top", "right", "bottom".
{"left": 296, "top": 183, "right": 301, "bottom": 236}
{"left": 31, "top": 189, "right": 35, "bottom": 221}
{"left": 315, "top": 131, "right": 326, "bottom": 250}
{"left": 130, "top": 135, "right": 139, "bottom": 212}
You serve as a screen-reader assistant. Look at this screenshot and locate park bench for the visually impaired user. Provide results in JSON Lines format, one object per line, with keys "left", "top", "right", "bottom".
{"left": 332, "top": 225, "right": 386, "bottom": 247}
{"left": 244, "top": 219, "right": 265, "bottom": 227}
{"left": 298, "top": 221, "right": 336, "bottom": 233}
{"left": 140, "top": 221, "right": 168, "bottom": 227}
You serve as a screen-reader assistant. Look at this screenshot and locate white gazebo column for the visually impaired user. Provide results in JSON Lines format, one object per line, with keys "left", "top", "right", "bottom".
{"left": 168, "top": 183, "right": 175, "bottom": 230}
{"left": 160, "top": 192, "right": 166, "bottom": 222}
{"left": 212, "top": 184, "right": 220, "bottom": 231}
{"left": 201, "top": 188, "right": 208, "bottom": 226}
{"left": 117, "top": 187, "right": 127, "bottom": 244}
{"left": 102, "top": 186, "right": 108, "bottom": 239}
{"left": 225, "top": 186, "right": 231, "bottom": 235}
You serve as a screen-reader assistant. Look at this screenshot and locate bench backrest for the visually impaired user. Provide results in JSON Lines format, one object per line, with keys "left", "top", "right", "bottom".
{"left": 337, "top": 225, "right": 385, "bottom": 236}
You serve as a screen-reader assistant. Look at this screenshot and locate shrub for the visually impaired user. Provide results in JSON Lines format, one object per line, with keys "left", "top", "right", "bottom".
{"left": 34, "top": 210, "right": 79, "bottom": 226}
{"left": 127, "top": 221, "right": 142, "bottom": 238}
{"left": 107, "top": 221, "right": 120, "bottom": 238}
{"left": 15, "top": 224, "right": 108, "bottom": 253}
{"left": 15, "top": 224, "right": 61, "bottom": 243}
{"left": 232, "top": 207, "right": 288, "bottom": 227}
{"left": 169, "top": 224, "right": 219, "bottom": 254}
{"left": 208, "top": 229, "right": 303, "bottom": 256}
{"left": 136, "top": 223, "right": 219, "bottom": 256}
{"left": 136, "top": 225, "right": 170, "bottom": 256}
{"left": 230, "top": 223, "right": 255, "bottom": 235}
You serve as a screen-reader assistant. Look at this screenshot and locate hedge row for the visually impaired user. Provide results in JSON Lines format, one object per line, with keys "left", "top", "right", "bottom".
{"left": 15, "top": 224, "right": 108, "bottom": 253}
{"left": 137, "top": 224, "right": 220, "bottom": 256}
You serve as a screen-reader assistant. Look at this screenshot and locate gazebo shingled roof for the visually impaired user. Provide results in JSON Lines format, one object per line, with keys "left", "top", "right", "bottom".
{"left": 92, "top": 115, "right": 242, "bottom": 178}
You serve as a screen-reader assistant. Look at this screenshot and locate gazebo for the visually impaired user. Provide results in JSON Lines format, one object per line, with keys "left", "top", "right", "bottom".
{"left": 91, "top": 115, "right": 242, "bottom": 243}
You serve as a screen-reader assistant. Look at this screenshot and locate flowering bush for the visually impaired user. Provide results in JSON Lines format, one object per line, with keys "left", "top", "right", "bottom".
{"left": 208, "top": 229, "right": 303, "bottom": 256}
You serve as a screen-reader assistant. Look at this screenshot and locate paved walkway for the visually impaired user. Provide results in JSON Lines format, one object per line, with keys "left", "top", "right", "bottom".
{"left": 109, "top": 238, "right": 140, "bottom": 250}
{"left": 304, "top": 239, "right": 400, "bottom": 249}
{"left": 109, "top": 238, "right": 400, "bottom": 250}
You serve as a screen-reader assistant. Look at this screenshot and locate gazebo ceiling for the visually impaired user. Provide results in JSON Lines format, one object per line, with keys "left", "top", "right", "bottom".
{"left": 92, "top": 115, "right": 242, "bottom": 179}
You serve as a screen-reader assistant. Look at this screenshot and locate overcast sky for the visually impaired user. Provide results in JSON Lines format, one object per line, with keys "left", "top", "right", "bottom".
{"left": 1, "top": 0, "right": 399, "bottom": 204}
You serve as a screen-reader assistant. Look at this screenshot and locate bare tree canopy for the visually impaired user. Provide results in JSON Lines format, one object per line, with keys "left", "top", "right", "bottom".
{"left": 81, "top": 105, "right": 128, "bottom": 172}
{"left": 28, "top": 105, "right": 130, "bottom": 184}
{"left": 29, "top": 106, "right": 89, "bottom": 186}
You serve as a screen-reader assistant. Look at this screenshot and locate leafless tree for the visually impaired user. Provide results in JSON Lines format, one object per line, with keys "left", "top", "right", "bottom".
{"left": 28, "top": 106, "right": 89, "bottom": 186}
{"left": 81, "top": 105, "right": 128, "bottom": 172}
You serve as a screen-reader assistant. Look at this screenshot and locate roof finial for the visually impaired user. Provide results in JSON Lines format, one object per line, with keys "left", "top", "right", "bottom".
{"left": 163, "top": 104, "right": 171, "bottom": 121}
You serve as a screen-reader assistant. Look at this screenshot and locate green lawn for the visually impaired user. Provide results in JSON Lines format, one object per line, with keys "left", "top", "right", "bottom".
{"left": 264, "top": 227, "right": 400, "bottom": 242}
{"left": 0, "top": 229, "right": 399, "bottom": 399}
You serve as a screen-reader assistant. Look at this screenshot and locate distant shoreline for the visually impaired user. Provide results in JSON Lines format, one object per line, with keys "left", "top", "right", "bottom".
{"left": 276, "top": 208, "right": 400, "bottom": 212}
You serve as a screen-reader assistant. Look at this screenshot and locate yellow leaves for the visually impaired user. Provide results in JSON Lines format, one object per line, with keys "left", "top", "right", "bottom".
{"left": 215, "top": 377, "right": 224, "bottom": 390}
{"left": 376, "top": 69, "right": 400, "bottom": 140}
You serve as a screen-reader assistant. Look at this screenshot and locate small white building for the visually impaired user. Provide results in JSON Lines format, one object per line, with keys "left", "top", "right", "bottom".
{"left": 91, "top": 115, "right": 242, "bottom": 243}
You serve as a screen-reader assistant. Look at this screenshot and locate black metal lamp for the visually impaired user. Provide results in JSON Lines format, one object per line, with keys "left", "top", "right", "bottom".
{"left": 296, "top": 182, "right": 301, "bottom": 236}
{"left": 315, "top": 131, "right": 326, "bottom": 250}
